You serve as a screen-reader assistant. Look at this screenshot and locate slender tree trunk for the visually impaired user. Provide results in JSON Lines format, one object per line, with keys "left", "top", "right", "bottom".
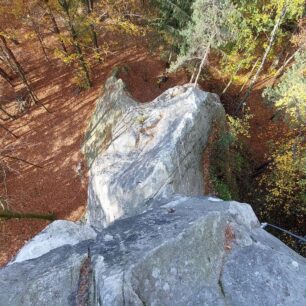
{"left": 45, "top": 1, "right": 68, "bottom": 53}
{"left": 68, "top": 19, "right": 92, "bottom": 87}
{"left": 60, "top": 1, "right": 92, "bottom": 88}
{"left": 0, "top": 122, "right": 18, "bottom": 138}
{"left": 71, "top": 26, "right": 92, "bottom": 87}
{"left": 272, "top": 49, "right": 298, "bottom": 86}
{"left": 189, "top": 66, "right": 196, "bottom": 83}
{"left": 84, "top": 0, "right": 99, "bottom": 54}
{"left": 236, "top": 5, "right": 287, "bottom": 114}
{"left": 0, "top": 66, "right": 13, "bottom": 86}
{"left": 168, "top": 51, "right": 172, "bottom": 64}
{"left": 193, "top": 43, "right": 210, "bottom": 87}
{"left": 0, "top": 35, "right": 51, "bottom": 113}
{"left": 90, "top": 24, "right": 99, "bottom": 51}
{"left": 189, "top": 61, "right": 199, "bottom": 83}
{"left": 0, "top": 210, "right": 55, "bottom": 221}
{"left": 270, "top": 22, "right": 299, "bottom": 72}
{"left": 3, "top": 154, "right": 43, "bottom": 168}
{"left": 0, "top": 49, "right": 18, "bottom": 75}
{"left": 0, "top": 105, "right": 15, "bottom": 120}
{"left": 0, "top": 35, "right": 38, "bottom": 103}
{"left": 239, "top": 58, "right": 260, "bottom": 94}
{"left": 28, "top": 13, "right": 49, "bottom": 62}
{"left": 57, "top": 1, "right": 92, "bottom": 87}
{"left": 221, "top": 63, "right": 242, "bottom": 96}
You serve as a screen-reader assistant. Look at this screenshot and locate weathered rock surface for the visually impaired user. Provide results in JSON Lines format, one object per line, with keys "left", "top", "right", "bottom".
{"left": 10, "top": 220, "right": 97, "bottom": 263}
{"left": 0, "top": 197, "right": 305, "bottom": 306}
{"left": 0, "top": 78, "right": 305, "bottom": 306}
{"left": 0, "top": 242, "right": 90, "bottom": 306}
{"left": 83, "top": 77, "right": 224, "bottom": 229}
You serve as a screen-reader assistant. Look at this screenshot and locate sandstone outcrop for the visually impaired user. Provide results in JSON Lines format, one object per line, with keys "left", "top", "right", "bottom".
{"left": 84, "top": 77, "right": 224, "bottom": 229}
{"left": 0, "top": 77, "right": 305, "bottom": 306}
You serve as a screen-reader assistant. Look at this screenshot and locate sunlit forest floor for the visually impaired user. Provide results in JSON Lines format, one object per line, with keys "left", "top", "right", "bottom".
{"left": 0, "top": 30, "right": 289, "bottom": 266}
{"left": 0, "top": 31, "right": 191, "bottom": 265}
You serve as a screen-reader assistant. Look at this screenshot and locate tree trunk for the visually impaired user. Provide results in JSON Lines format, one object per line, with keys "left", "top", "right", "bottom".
{"left": 57, "top": 0, "right": 92, "bottom": 87}
{"left": 189, "top": 66, "right": 196, "bottom": 83}
{"left": 69, "top": 21, "right": 92, "bottom": 87}
{"left": 251, "top": 160, "right": 273, "bottom": 178}
{"left": 0, "top": 35, "right": 38, "bottom": 103}
{"left": 0, "top": 210, "right": 55, "bottom": 221}
{"left": 221, "top": 62, "right": 242, "bottom": 96}
{"left": 0, "top": 66, "right": 13, "bottom": 86}
{"left": 45, "top": 1, "right": 68, "bottom": 53}
{"left": 84, "top": 0, "right": 99, "bottom": 53}
{"left": 28, "top": 13, "right": 49, "bottom": 62}
{"left": 239, "top": 58, "right": 260, "bottom": 94}
{"left": 90, "top": 24, "right": 99, "bottom": 51}
{"left": 0, "top": 105, "right": 15, "bottom": 120}
{"left": 193, "top": 43, "right": 210, "bottom": 87}
{"left": 0, "top": 122, "right": 18, "bottom": 138}
{"left": 236, "top": 5, "right": 288, "bottom": 114}
{"left": 3, "top": 154, "right": 43, "bottom": 168}
{"left": 272, "top": 49, "right": 298, "bottom": 86}
{"left": 60, "top": 1, "right": 92, "bottom": 88}
{"left": 0, "top": 48, "right": 19, "bottom": 75}
{"left": 0, "top": 35, "right": 51, "bottom": 113}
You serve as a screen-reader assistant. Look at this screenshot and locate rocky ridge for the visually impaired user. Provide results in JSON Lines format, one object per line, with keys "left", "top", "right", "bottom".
{"left": 0, "top": 77, "right": 305, "bottom": 306}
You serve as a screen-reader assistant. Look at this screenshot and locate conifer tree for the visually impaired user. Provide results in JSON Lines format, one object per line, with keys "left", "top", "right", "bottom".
{"left": 153, "top": 0, "right": 193, "bottom": 38}
{"left": 170, "top": 0, "right": 239, "bottom": 86}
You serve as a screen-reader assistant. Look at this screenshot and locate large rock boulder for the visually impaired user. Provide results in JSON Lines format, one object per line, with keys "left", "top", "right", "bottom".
{"left": 83, "top": 77, "right": 224, "bottom": 229}
{"left": 0, "top": 78, "right": 305, "bottom": 306}
{"left": 0, "top": 241, "right": 90, "bottom": 306}
{"left": 0, "top": 197, "right": 305, "bottom": 306}
{"left": 10, "top": 220, "right": 97, "bottom": 264}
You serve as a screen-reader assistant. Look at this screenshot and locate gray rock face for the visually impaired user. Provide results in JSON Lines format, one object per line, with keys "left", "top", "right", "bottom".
{"left": 0, "top": 242, "right": 90, "bottom": 306}
{"left": 83, "top": 77, "right": 224, "bottom": 229}
{"left": 10, "top": 220, "right": 97, "bottom": 263}
{"left": 0, "top": 78, "right": 305, "bottom": 306}
{"left": 0, "top": 197, "right": 305, "bottom": 306}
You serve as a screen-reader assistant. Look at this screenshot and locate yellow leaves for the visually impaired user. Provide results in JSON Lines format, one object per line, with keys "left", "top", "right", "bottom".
{"left": 113, "top": 19, "right": 144, "bottom": 36}
{"left": 274, "top": 83, "right": 306, "bottom": 125}
{"left": 72, "top": 66, "right": 91, "bottom": 89}
{"left": 270, "top": 0, "right": 305, "bottom": 19}
{"left": 53, "top": 49, "right": 78, "bottom": 64}
{"left": 258, "top": 137, "right": 305, "bottom": 217}
{"left": 93, "top": 51, "right": 103, "bottom": 62}
{"left": 264, "top": 51, "right": 306, "bottom": 129}
{"left": 23, "top": 31, "right": 35, "bottom": 41}
{"left": 226, "top": 110, "right": 253, "bottom": 140}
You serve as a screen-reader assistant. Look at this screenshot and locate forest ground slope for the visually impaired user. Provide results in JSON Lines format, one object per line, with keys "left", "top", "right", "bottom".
{"left": 0, "top": 30, "right": 289, "bottom": 266}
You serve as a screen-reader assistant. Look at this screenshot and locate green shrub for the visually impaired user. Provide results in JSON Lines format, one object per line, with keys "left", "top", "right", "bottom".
{"left": 211, "top": 175, "right": 232, "bottom": 201}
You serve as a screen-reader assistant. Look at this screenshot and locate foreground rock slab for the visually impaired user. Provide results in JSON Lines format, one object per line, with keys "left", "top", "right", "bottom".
{"left": 0, "top": 197, "right": 305, "bottom": 306}
{"left": 83, "top": 77, "right": 225, "bottom": 229}
{"left": 10, "top": 220, "right": 97, "bottom": 263}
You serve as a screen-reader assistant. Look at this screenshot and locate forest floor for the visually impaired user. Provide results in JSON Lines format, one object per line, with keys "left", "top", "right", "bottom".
{"left": 0, "top": 31, "right": 288, "bottom": 266}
